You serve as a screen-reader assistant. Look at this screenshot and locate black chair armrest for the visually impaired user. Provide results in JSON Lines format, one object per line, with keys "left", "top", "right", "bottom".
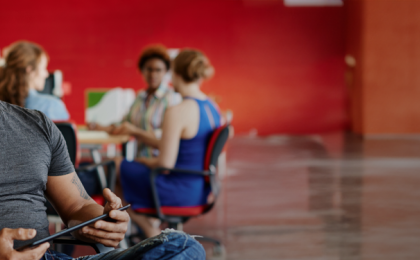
{"left": 76, "top": 160, "right": 115, "bottom": 172}
{"left": 149, "top": 167, "right": 217, "bottom": 220}
{"left": 151, "top": 167, "right": 212, "bottom": 176}
{"left": 53, "top": 236, "right": 114, "bottom": 254}
{"left": 76, "top": 160, "right": 116, "bottom": 192}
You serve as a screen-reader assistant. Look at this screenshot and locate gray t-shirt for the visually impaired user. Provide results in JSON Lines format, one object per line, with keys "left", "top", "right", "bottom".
{"left": 0, "top": 101, "right": 74, "bottom": 248}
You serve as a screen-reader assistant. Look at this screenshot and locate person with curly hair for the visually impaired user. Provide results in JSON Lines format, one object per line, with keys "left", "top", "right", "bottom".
{"left": 0, "top": 41, "right": 69, "bottom": 120}
{"left": 90, "top": 45, "right": 181, "bottom": 158}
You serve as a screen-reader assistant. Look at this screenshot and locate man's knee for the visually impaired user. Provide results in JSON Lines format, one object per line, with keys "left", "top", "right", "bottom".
{"left": 139, "top": 229, "right": 206, "bottom": 259}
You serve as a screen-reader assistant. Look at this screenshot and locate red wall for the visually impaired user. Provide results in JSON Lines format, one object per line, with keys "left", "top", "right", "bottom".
{"left": 346, "top": 0, "right": 420, "bottom": 134}
{"left": 0, "top": 0, "right": 347, "bottom": 135}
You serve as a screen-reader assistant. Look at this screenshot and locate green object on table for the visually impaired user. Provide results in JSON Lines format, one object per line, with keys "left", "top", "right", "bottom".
{"left": 87, "top": 91, "right": 107, "bottom": 108}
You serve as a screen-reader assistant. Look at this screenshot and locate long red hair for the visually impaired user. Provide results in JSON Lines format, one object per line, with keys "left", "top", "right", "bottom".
{"left": 0, "top": 41, "right": 47, "bottom": 107}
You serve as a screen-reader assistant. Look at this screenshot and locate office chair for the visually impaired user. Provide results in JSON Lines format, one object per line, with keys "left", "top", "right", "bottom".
{"left": 132, "top": 124, "right": 230, "bottom": 257}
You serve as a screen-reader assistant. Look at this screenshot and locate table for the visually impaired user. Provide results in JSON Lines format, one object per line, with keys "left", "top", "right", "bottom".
{"left": 77, "top": 130, "right": 137, "bottom": 191}
{"left": 78, "top": 131, "right": 132, "bottom": 145}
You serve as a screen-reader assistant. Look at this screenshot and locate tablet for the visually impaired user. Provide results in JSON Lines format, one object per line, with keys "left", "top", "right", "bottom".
{"left": 16, "top": 204, "right": 130, "bottom": 251}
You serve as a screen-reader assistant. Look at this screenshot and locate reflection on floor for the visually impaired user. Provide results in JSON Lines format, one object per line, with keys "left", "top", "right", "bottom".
{"left": 73, "top": 134, "right": 420, "bottom": 259}
{"left": 184, "top": 134, "right": 420, "bottom": 260}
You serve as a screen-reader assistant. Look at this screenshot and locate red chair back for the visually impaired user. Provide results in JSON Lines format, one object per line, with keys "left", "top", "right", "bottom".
{"left": 135, "top": 125, "right": 230, "bottom": 217}
{"left": 203, "top": 124, "right": 230, "bottom": 181}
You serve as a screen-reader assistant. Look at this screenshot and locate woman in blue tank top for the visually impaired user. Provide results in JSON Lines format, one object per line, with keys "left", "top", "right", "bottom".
{"left": 120, "top": 49, "right": 221, "bottom": 237}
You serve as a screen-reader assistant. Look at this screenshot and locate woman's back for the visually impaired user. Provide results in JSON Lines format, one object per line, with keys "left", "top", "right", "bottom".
{"left": 175, "top": 97, "right": 221, "bottom": 170}
{"left": 121, "top": 97, "right": 221, "bottom": 208}
{"left": 154, "top": 97, "right": 221, "bottom": 207}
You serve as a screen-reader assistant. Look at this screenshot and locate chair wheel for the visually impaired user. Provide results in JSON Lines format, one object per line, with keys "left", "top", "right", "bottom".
{"left": 208, "top": 245, "right": 226, "bottom": 260}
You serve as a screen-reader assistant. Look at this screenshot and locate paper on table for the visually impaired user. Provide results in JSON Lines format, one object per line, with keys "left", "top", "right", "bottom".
{"left": 78, "top": 130, "right": 109, "bottom": 140}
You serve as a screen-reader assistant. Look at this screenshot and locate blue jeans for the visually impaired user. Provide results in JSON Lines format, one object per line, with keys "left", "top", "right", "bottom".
{"left": 42, "top": 229, "right": 205, "bottom": 260}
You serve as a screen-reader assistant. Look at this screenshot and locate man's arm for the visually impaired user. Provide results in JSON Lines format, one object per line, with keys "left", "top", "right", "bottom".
{"left": 45, "top": 172, "right": 129, "bottom": 247}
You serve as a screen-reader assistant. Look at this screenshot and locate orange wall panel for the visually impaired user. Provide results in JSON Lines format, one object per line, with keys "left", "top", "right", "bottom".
{"left": 347, "top": 0, "right": 420, "bottom": 134}
{"left": 345, "top": 0, "right": 365, "bottom": 134}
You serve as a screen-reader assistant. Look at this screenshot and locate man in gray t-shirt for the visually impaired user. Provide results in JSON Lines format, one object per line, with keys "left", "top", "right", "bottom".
{"left": 0, "top": 100, "right": 129, "bottom": 257}
{"left": 0, "top": 98, "right": 75, "bottom": 247}
{"left": 0, "top": 100, "right": 206, "bottom": 260}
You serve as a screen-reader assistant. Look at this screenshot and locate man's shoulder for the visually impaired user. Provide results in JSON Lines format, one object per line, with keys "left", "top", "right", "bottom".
{"left": 1, "top": 100, "right": 42, "bottom": 115}
{"left": 0, "top": 100, "right": 50, "bottom": 128}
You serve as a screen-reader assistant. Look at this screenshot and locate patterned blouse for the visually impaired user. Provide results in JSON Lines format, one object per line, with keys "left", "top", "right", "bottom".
{"left": 123, "top": 84, "right": 182, "bottom": 158}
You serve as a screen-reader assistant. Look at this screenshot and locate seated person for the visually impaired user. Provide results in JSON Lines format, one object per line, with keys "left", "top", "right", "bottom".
{"left": 89, "top": 44, "right": 182, "bottom": 157}
{"left": 0, "top": 87, "right": 204, "bottom": 258}
{"left": 120, "top": 49, "right": 221, "bottom": 238}
{"left": 0, "top": 41, "right": 70, "bottom": 120}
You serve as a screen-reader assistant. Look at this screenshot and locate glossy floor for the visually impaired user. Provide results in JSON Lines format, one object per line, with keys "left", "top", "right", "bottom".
{"left": 183, "top": 134, "right": 420, "bottom": 260}
{"left": 72, "top": 134, "right": 420, "bottom": 259}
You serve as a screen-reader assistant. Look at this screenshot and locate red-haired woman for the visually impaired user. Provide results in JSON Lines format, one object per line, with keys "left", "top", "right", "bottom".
{"left": 0, "top": 41, "right": 69, "bottom": 120}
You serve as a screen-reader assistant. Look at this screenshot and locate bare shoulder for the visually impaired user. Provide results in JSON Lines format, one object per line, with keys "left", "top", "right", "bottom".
{"left": 167, "top": 99, "right": 197, "bottom": 114}
{"left": 164, "top": 99, "right": 197, "bottom": 124}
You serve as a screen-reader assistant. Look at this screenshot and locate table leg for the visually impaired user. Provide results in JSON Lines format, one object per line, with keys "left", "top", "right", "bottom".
{"left": 125, "top": 139, "right": 137, "bottom": 162}
{"left": 91, "top": 149, "right": 108, "bottom": 191}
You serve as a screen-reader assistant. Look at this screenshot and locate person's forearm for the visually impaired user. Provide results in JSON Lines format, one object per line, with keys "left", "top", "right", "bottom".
{"left": 135, "top": 157, "right": 159, "bottom": 168}
{"left": 88, "top": 123, "right": 115, "bottom": 134}
{"left": 97, "top": 125, "right": 116, "bottom": 134}
{"left": 132, "top": 128, "right": 160, "bottom": 149}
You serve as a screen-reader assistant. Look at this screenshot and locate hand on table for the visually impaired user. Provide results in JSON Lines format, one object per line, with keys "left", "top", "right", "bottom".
{"left": 86, "top": 122, "right": 97, "bottom": 130}
{"left": 78, "top": 189, "right": 129, "bottom": 247}
{"left": 111, "top": 122, "right": 138, "bottom": 136}
{"left": 87, "top": 123, "right": 116, "bottom": 134}
{"left": 0, "top": 228, "right": 49, "bottom": 260}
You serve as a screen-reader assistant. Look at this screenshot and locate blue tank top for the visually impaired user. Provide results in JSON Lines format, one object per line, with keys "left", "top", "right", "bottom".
{"left": 120, "top": 97, "right": 222, "bottom": 208}
{"left": 175, "top": 97, "right": 221, "bottom": 170}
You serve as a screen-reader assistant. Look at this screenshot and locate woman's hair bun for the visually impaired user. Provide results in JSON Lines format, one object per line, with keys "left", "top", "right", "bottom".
{"left": 174, "top": 49, "right": 214, "bottom": 83}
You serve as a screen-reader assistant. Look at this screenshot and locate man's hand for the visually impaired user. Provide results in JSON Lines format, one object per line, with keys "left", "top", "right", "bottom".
{"left": 78, "top": 189, "right": 129, "bottom": 247}
{"left": 111, "top": 122, "right": 138, "bottom": 136}
{"left": 0, "top": 228, "right": 49, "bottom": 260}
